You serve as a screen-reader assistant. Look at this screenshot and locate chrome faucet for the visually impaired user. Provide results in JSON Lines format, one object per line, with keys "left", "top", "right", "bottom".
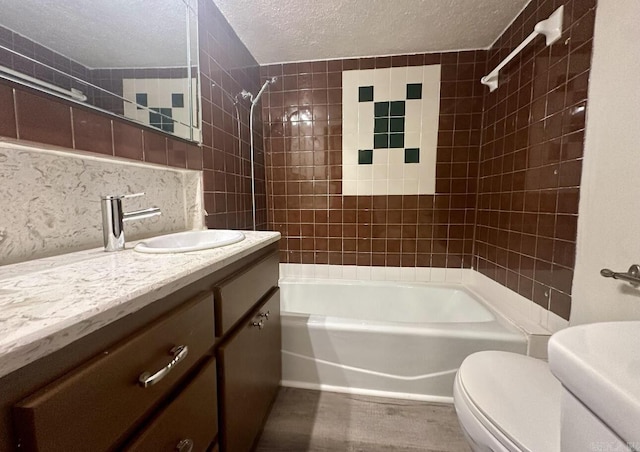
{"left": 100, "top": 192, "right": 161, "bottom": 251}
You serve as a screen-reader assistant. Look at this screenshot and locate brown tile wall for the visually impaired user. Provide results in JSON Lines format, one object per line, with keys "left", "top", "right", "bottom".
{"left": 262, "top": 52, "right": 487, "bottom": 267}
{"left": 1, "top": 23, "right": 194, "bottom": 118}
{"left": 0, "top": 25, "right": 199, "bottom": 171}
{"left": 0, "top": 24, "right": 91, "bottom": 95}
{"left": 474, "top": 0, "right": 597, "bottom": 320}
{"left": 198, "top": 0, "right": 266, "bottom": 230}
{"left": 0, "top": 82, "right": 199, "bottom": 169}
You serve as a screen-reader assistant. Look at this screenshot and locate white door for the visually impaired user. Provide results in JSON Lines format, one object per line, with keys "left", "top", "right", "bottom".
{"left": 571, "top": 0, "right": 640, "bottom": 324}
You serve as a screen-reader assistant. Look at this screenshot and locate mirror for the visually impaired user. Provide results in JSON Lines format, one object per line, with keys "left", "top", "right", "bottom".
{"left": 0, "top": 0, "right": 200, "bottom": 142}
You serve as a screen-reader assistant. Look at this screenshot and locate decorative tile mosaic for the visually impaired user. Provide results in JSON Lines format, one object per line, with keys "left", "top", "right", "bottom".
{"left": 342, "top": 65, "right": 441, "bottom": 196}
{"left": 122, "top": 78, "right": 197, "bottom": 138}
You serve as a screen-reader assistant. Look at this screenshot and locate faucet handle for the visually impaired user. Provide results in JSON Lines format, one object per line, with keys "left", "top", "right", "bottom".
{"left": 101, "top": 192, "right": 145, "bottom": 201}
{"left": 123, "top": 192, "right": 145, "bottom": 199}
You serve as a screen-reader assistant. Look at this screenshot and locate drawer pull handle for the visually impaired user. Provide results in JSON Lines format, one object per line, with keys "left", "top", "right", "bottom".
{"left": 259, "top": 310, "right": 270, "bottom": 320}
{"left": 175, "top": 438, "right": 194, "bottom": 452}
{"left": 251, "top": 320, "right": 264, "bottom": 330}
{"left": 138, "top": 345, "right": 189, "bottom": 388}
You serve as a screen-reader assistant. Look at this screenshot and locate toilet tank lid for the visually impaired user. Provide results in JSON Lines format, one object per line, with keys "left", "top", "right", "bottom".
{"left": 458, "top": 351, "right": 561, "bottom": 452}
{"left": 548, "top": 321, "right": 640, "bottom": 445}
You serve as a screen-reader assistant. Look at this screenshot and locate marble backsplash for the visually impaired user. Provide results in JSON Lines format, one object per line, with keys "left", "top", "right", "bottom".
{"left": 0, "top": 140, "right": 203, "bottom": 265}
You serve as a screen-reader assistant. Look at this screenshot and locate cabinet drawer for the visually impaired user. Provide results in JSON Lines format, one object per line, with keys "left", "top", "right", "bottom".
{"left": 124, "top": 358, "right": 218, "bottom": 452}
{"left": 218, "top": 288, "right": 281, "bottom": 452}
{"left": 213, "top": 251, "right": 278, "bottom": 337}
{"left": 14, "top": 292, "right": 215, "bottom": 452}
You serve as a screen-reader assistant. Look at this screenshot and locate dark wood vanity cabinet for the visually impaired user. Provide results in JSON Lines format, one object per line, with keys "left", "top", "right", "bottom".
{"left": 214, "top": 250, "right": 281, "bottom": 452}
{"left": 0, "top": 244, "right": 281, "bottom": 452}
{"left": 14, "top": 292, "right": 217, "bottom": 452}
{"left": 14, "top": 292, "right": 216, "bottom": 452}
{"left": 217, "top": 289, "right": 281, "bottom": 452}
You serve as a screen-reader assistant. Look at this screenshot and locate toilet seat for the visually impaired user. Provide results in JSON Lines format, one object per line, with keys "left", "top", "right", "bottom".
{"left": 454, "top": 375, "right": 518, "bottom": 452}
{"left": 453, "top": 351, "right": 561, "bottom": 452}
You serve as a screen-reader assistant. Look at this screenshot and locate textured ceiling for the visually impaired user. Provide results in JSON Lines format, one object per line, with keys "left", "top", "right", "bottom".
{"left": 212, "top": 0, "right": 531, "bottom": 64}
{"left": 0, "top": 0, "right": 191, "bottom": 68}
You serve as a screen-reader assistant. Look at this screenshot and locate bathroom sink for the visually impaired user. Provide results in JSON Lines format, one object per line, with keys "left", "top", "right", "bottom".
{"left": 134, "top": 229, "right": 245, "bottom": 253}
{"left": 548, "top": 321, "right": 640, "bottom": 444}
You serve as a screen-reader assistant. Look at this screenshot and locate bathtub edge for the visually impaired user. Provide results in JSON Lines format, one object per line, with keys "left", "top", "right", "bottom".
{"left": 280, "top": 379, "right": 455, "bottom": 405}
{"left": 464, "top": 272, "right": 559, "bottom": 359}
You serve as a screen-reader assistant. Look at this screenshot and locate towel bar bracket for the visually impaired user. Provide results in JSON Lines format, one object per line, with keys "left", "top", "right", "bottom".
{"left": 600, "top": 265, "right": 640, "bottom": 287}
{"left": 481, "top": 6, "right": 564, "bottom": 92}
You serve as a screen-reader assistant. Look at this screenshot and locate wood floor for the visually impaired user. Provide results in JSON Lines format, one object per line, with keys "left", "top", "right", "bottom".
{"left": 255, "top": 387, "right": 470, "bottom": 452}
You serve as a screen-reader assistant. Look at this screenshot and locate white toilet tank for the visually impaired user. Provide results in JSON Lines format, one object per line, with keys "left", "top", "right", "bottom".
{"left": 560, "top": 389, "right": 633, "bottom": 452}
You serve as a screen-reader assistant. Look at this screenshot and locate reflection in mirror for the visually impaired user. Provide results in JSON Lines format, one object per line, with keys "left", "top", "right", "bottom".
{"left": 0, "top": 0, "right": 200, "bottom": 142}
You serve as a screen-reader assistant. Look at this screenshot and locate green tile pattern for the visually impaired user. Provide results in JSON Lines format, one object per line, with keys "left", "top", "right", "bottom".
{"left": 374, "top": 118, "right": 389, "bottom": 133}
{"left": 371, "top": 99, "right": 408, "bottom": 150}
{"left": 406, "top": 83, "right": 422, "bottom": 100}
{"left": 390, "top": 117, "right": 405, "bottom": 133}
{"left": 171, "top": 93, "right": 184, "bottom": 108}
{"left": 390, "top": 101, "right": 405, "bottom": 116}
{"left": 136, "top": 93, "right": 147, "bottom": 110}
{"left": 374, "top": 102, "right": 390, "bottom": 117}
{"left": 405, "top": 148, "right": 420, "bottom": 163}
{"left": 389, "top": 133, "right": 404, "bottom": 148}
{"left": 359, "top": 86, "right": 374, "bottom": 102}
{"left": 374, "top": 134, "right": 389, "bottom": 149}
{"left": 149, "top": 107, "right": 174, "bottom": 133}
{"left": 358, "top": 149, "right": 373, "bottom": 164}
{"left": 371, "top": 98, "right": 407, "bottom": 150}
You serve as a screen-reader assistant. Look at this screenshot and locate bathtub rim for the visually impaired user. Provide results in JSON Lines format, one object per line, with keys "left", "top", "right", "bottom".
{"left": 281, "top": 312, "right": 529, "bottom": 346}
{"left": 279, "top": 264, "right": 566, "bottom": 335}
{"left": 279, "top": 277, "right": 528, "bottom": 337}
{"left": 280, "top": 275, "right": 551, "bottom": 358}
{"left": 279, "top": 277, "right": 499, "bottom": 324}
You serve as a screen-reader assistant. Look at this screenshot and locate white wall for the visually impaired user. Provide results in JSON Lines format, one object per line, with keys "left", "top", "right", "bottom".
{"left": 571, "top": 0, "right": 640, "bottom": 324}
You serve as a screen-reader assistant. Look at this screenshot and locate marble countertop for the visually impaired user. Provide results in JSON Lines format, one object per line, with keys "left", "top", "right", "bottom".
{"left": 0, "top": 231, "right": 280, "bottom": 379}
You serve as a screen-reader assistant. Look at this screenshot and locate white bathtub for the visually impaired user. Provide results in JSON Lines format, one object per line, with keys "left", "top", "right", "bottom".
{"left": 279, "top": 278, "right": 527, "bottom": 403}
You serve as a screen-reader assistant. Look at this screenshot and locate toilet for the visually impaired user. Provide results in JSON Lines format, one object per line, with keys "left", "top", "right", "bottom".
{"left": 455, "top": 337, "right": 639, "bottom": 452}
{"left": 453, "top": 351, "right": 561, "bottom": 452}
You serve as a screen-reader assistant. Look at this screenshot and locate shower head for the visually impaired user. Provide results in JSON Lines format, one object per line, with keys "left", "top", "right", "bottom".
{"left": 235, "top": 78, "right": 277, "bottom": 106}
{"left": 251, "top": 77, "right": 277, "bottom": 106}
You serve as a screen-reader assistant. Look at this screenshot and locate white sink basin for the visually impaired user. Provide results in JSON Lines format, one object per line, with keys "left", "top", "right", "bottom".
{"left": 548, "top": 321, "right": 640, "bottom": 444}
{"left": 134, "top": 230, "right": 245, "bottom": 254}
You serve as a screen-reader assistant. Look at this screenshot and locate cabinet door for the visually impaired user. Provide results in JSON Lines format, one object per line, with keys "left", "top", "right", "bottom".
{"left": 217, "top": 288, "right": 281, "bottom": 452}
{"left": 214, "top": 251, "right": 279, "bottom": 337}
{"left": 124, "top": 358, "right": 217, "bottom": 452}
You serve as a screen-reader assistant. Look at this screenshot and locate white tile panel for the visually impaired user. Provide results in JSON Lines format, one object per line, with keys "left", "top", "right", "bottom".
{"left": 373, "top": 69, "right": 390, "bottom": 101}
{"left": 389, "top": 66, "right": 407, "bottom": 99}
{"left": 341, "top": 64, "right": 441, "bottom": 196}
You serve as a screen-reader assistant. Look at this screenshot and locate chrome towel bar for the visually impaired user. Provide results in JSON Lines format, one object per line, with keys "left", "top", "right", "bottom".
{"left": 600, "top": 265, "right": 640, "bottom": 287}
